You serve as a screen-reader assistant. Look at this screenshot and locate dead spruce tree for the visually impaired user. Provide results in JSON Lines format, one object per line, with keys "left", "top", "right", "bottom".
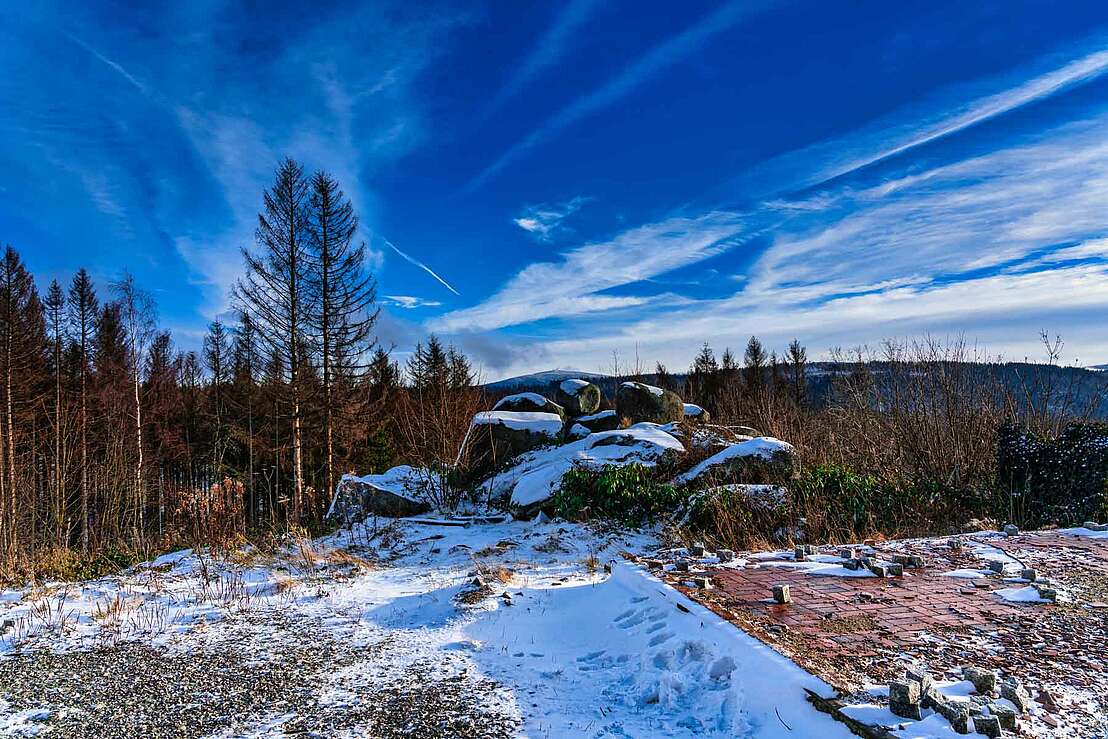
{"left": 306, "top": 171, "right": 378, "bottom": 506}
{"left": 236, "top": 158, "right": 313, "bottom": 523}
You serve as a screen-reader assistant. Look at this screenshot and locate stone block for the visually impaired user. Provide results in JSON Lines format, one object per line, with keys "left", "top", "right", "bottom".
{"left": 1020, "top": 568, "right": 1037, "bottom": 582}
{"left": 887, "top": 563, "right": 905, "bottom": 577}
{"left": 889, "top": 681, "right": 922, "bottom": 720}
{"left": 963, "top": 666, "right": 998, "bottom": 696}
{"left": 689, "top": 542, "right": 706, "bottom": 557}
{"left": 1032, "top": 583, "right": 1057, "bottom": 602}
{"left": 974, "top": 715, "right": 1002, "bottom": 737}
{"left": 988, "top": 561, "right": 1005, "bottom": 574}
{"left": 839, "top": 547, "right": 857, "bottom": 560}
{"left": 717, "top": 549, "right": 735, "bottom": 563}
{"left": 867, "top": 562, "right": 889, "bottom": 577}
{"left": 674, "top": 560, "right": 690, "bottom": 572}
{"left": 793, "top": 546, "right": 806, "bottom": 561}
{"left": 988, "top": 703, "right": 1017, "bottom": 730}
{"left": 1003, "top": 523, "right": 1019, "bottom": 537}
{"left": 772, "top": 584, "right": 791, "bottom": 604}
{"left": 843, "top": 558, "right": 861, "bottom": 571}
{"left": 932, "top": 697, "right": 971, "bottom": 734}
{"left": 905, "top": 666, "right": 933, "bottom": 694}
{"left": 693, "top": 576, "right": 713, "bottom": 590}
{"left": 1000, "top": 679, "right": 1030, "bottom": 713}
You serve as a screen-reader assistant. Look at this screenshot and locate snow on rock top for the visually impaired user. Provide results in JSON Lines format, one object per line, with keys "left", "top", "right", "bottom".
{"left": 621, "top": 380, "right": 664, "bottom": 396}
{"left": 673, "top": 437, "right": 794, "bottom": 485}
{"left": 470, "top": 411, "right": 564, "bottom": 437}
{"left": 337, "top": 465, "right": 427, "bottom": 503}
{"left": 683, "top": 403, "right": 706, "bottom": 417}
{"left": 493, "top": 392, "right": 550, "bottom": 409}
{"left": 559, "top": 378, "right": 590, "bottom": 394}
{"left": 487, "top": 425, "right": 685, "bottom": 509}
{"left": 577, "top": 409, "right": 616, "bottom": 422}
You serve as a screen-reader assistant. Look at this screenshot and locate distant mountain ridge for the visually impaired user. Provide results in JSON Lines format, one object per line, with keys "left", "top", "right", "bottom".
{"left": 484, "top": 369, "right": 612, "bottom": 392}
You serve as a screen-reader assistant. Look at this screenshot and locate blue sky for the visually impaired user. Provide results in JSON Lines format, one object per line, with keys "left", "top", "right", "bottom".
{"left": 4, "top": 1, "right": 1108, "bottom": 379}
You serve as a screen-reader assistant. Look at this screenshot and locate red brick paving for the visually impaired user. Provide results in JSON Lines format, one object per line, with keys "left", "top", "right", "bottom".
{"left": 654, "top": 530, "right": 1108, "bottom": 737}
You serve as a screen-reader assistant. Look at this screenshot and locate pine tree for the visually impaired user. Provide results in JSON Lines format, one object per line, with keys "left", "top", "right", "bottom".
{"left": 67, "top": 269, "right": 98, "bottom": 552}
{"left": 744, "top": 335, "right": 767, "bottom": 397}
{"left": 44, "top": 280, "right": 66, "bottom": 544}
{"left": 786, "top": 339, "right": 808, "bottom": 406}
{"left": 204, "top": 320, "right": 230, "bottom": 475}
{"left": 236, "top": 158, "right": 313, "bottom": 523}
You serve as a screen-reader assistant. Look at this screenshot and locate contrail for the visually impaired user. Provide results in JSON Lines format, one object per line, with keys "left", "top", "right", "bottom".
{"left": 64, "top": 32, "right": 149, "bottom": 95}
{"left": 383, "top": 238, "right": 461, "bottom": 296}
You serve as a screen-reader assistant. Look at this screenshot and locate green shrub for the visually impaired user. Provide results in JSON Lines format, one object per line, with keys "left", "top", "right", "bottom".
{"left": 552, "top": 464, "right": 686, "bottom": 526}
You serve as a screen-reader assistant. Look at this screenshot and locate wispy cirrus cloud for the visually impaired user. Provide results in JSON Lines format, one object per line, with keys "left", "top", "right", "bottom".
{"left": 482, "top": 0, "right": 601, "bottom": 118}
{"left": 467, "top": 0, "right": 775, "bottom": 189}
{"left": 382, "top": 238, "right": 461, "bottom": 296}
{"left": 513, "top": 196, "right": 590, "bottom": 240}
{"left": 738, "top": 41, "right": 1108, "bottom": 196}
{"left": 432, "top": 211, "right": 745, "bottom": 332}
{"left": 384, "top": 294, "right": 443, "bottom": 309}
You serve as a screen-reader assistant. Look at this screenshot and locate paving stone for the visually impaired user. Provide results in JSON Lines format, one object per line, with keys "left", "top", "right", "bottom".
{"left": 772, "top": 584, "right": 791, "bottom": 604}
{"left": 867, "top": 562, "right": 889, "bottom": 577}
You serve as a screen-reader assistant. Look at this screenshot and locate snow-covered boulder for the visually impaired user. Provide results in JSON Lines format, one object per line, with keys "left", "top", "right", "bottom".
{"left": 327, "top": 466, "right": 434, "bottom": 522}
{"left": 482, "top": 425, "right": 685, "bottom": 517}
{"left": 673, "top": 437, "right": 796, "bottom": 487}
{"left": 616, "top": 381, "right": 683, "bottom": 425}
{"left": 683, "top": 403, "right": 710, "bottom": 423}
{"left": 565, "top": 423, "right": 592, "bottom": 440}
{"left": 465, "top": 411, "right": 565, "bottom": 474}
{"left": 555, "top": 378, "right": 602, "bottom": 417}
{"left": 573, "top": 409, "right": 621, "bottom": 433}
{"left": 492, "top": 392, "right": 566, "bottom": 420}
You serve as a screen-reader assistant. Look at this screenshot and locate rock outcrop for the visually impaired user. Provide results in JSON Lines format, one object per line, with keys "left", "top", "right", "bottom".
{"left": 616, "top": 381, "right": 683, "bottom": 425}
{"left": 572, "top": 409, "right": 621, "bottom": 433}
{"left": 465, "top": 410, "right": 564, "bottom": 475}
{"left": 555, "top": 379, "right": 602, "bottom": 417}
{"left": 673, "top": 437, "right": 797, "bottom": 487}
{"left": 492, "top": 392, "right": 566, "bottom": 420}
{"left": 327, "top": 466, "right": 434, "bottom": 522}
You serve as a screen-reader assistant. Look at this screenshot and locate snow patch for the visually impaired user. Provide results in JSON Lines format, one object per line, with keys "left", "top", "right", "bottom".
{"left": 559, "top": 378, "right": 589, "bottom": 394}
{"left": 471, "top": 411, "right": 563, "bottom": 437}
{"left": 673, "top": 437, "right": 794, "bottom": 485}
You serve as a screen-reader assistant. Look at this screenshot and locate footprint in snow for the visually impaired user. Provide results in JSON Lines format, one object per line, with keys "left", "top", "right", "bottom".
{"left": 648, "top": 631, "right": 673, "bottom": 647}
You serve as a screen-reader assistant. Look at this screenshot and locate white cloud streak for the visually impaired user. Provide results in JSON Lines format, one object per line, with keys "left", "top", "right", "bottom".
{"left": 432, "top": 211, "right": 745, "bottom": 332}
{"left": 384, "top": 294, "right": 443, "bottom": 309}
{"left": 483, "top": 0, "right": 601, "bottom": 117}
{"left": 513, "top": 196, "right": 589, "bottom": 240}
{"left": 468, "top": 0, "right": 772, "bottom": 189}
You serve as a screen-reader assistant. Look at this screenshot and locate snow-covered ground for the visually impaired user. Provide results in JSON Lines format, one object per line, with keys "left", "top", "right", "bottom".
{"left": 0, "top": 518, "right": 853, "bottom": 738}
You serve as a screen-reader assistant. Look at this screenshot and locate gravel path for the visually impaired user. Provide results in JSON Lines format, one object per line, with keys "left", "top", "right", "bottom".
{"left": 0, "top": 611, "right": 519, "bottom": 738}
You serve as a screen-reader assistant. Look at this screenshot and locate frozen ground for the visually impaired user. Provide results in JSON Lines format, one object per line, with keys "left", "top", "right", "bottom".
{"left": 0, "top": 518, "right": 852, "bottom": 738}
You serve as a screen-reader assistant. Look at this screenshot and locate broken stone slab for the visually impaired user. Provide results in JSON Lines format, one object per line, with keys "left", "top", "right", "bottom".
{"left": 889, "top": 680, "right": 922, "bottom": 720}
{"left": 1000, "top": 679, "right": 1031, "bottom": 713}
{"left": 974, "top": 715, "right": 1002, "bottom": 737}
{"left": 693, "top": 576, "right": 713, "bottom": 590}
{"left": 892, "top": 553, "right": 925, "bottom": 568}
{"left": 988, "top": 703, "right": 1017, "bottom": 730}
{"left": 963, "top": 666, "right": 998, "bottom": 696}
{"left": 866, "top": 562, "right": 889, "bottom": 577}
{"left": 772, "top": 584, "right": 792, "bottom": 604}
{"left": 717, "top": 548, "right": 735, "bottom": 563}
{"left": 1003, "top": 523, "right": 1019, "bottom": 537}
{"left": 1019, "top": 568, "right": 1037, "bottom": 582}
